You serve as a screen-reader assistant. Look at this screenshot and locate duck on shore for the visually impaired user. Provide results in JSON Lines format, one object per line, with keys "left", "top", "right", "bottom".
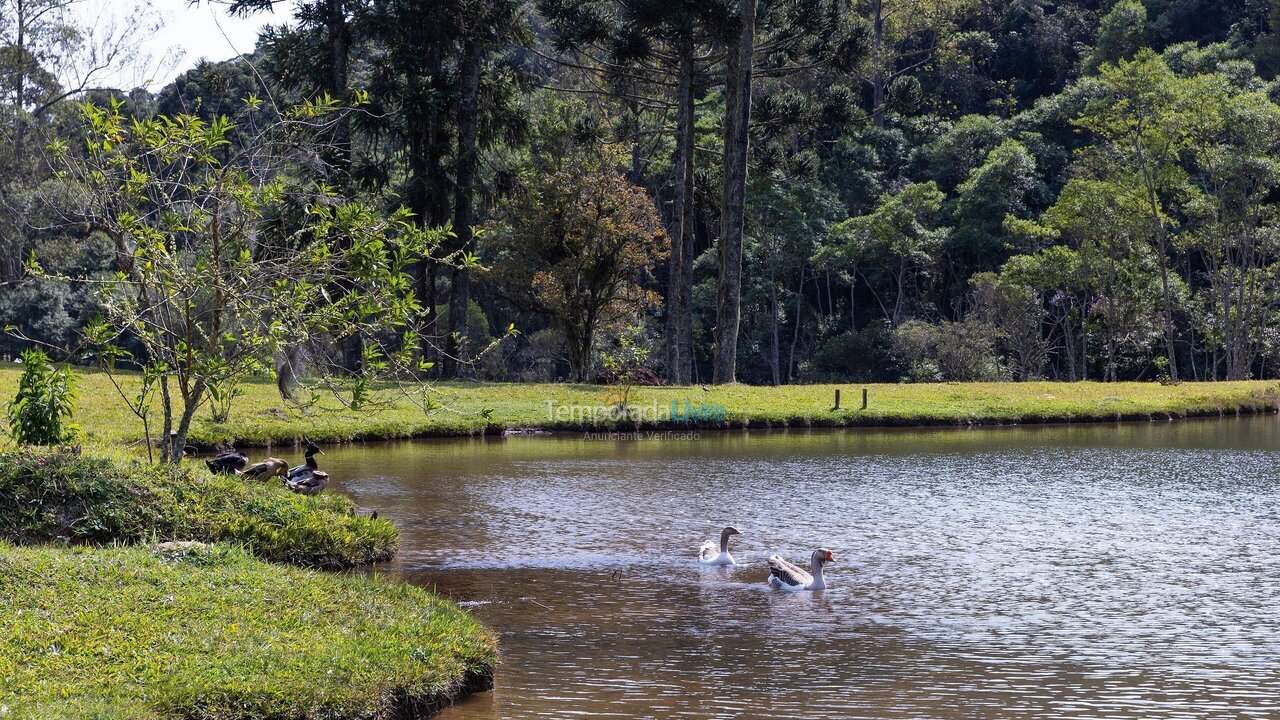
{"left": 767, "top": 549, "right": 836, "bottom": 591}
{"left": 206, "top": 448, "right": 248, "bottom": 475}
{"left": 242, "top": 457, "right": 288, "bottom": 481}
{"left": 286, "top": 470, "right": 330, "bottom": 495}
{"left": 287, "top": 441, "right": 323, "bottom": 481}
{"left": 699, "top": 526, "right": 742, "bottom": 566}
{"left": 284, "top": 440, "right": 327, "bottom": 495}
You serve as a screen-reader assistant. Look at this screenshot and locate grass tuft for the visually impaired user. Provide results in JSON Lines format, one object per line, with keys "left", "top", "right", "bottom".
{"left": 0, "top": 448, "right": 397, "bottom": 569}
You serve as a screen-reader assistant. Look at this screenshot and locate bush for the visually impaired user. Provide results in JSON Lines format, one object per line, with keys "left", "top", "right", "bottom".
{"left": 934, "top": 319, "right": 1008, "bottom": 381}
{"left": 800, "top": 323, "right": 902, "bottom": 382}
{"left": 6, "top": 348, "right": 77, "bottom": 445}
{"left": 0, "top": 448, "right": 398, "bottom": 569}
{"left": 893, "top": 318, "right": 1008, "bottom": 382}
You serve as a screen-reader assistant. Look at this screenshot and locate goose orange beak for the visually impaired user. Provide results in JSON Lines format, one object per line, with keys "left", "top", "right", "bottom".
{"left": 825, "top": 551, "right": 836, "bottom": 563}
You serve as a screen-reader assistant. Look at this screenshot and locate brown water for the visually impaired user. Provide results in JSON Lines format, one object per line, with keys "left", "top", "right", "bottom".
{"left": 321, "top": 418, "right": 1280, "bottom": 719}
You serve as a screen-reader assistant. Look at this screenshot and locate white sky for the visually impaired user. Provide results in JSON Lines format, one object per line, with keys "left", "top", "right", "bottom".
{"left": 81, "top": 0, "right": 297, "bottom": 90}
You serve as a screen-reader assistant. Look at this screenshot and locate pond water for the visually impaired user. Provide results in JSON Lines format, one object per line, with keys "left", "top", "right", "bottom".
{"left": 321, "top": 417, "right": 1280, "bottom": 719}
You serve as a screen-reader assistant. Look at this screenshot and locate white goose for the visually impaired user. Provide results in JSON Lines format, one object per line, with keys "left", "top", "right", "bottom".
{"left": 699, "top": 526, "right": 742, "bottom": 566}
{"left": 767, "top": 548, "right": 836, "bottom": 591}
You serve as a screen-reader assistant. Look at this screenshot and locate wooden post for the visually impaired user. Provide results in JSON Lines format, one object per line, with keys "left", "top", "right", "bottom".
{"left": 862, "top": 388, "right": 868, "bottom": 410}
{"left": 833, "top": 388, "right": 841, "bottom": 410}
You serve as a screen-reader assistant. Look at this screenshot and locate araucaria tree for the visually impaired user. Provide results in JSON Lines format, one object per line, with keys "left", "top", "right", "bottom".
{"left": 59, "top": 99, "right": 449, "bottom": 462}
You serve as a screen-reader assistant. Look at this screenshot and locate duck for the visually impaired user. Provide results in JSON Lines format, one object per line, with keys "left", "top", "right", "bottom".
{"left": 767, "top": 548, "right": 836, "bottom": 591}
{"left": 286, "top": 470, "right": 329, "bottom": 496}
{"left": 699, "top": 526, "right": 742, "bottom": 566}
{"left": 286, "top": 440, "right": 323, "bottom": 482}
{"left": 206, "top": 448, "right": 248, "bottom": 475}
{"left": 241, "top": 457, "right": 288, "bottom": 481}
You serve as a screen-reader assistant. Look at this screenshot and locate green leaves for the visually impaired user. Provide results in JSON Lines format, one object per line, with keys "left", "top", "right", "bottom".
{"left": 65, "top": 99, "right": 471, "bottom": 460}
{"left": 5, "top": 349, "right": 78, "bottom": 446}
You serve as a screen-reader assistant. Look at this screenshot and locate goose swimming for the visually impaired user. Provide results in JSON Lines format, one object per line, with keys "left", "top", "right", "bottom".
{"left": 699, "top": 526, "right": 742, "bottom": 566}
{"left": 767, "top": 548, "right": 836, "bottom": 591}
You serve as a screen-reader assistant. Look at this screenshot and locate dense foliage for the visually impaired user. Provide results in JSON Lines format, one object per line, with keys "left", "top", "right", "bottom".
{"left": 5, "top": 348, "right": 76, "bottom": 444}
{"left": 7, "top": 0, "right": 1280, "bottom": 385}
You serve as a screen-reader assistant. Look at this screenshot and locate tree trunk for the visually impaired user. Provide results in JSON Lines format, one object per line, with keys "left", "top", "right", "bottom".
{"left": 1106, "top": 258, "right": 1117, "bottom": 382}
{"left": 666, "top": 30, "right": 696, "bottom": 385}
{"left": 446, "top": 31, "right": 484, "bottom": 378}
{"left": 2, "top": 0, "right": 30, "bottom": 284}
{"left": 849, "top": 264, "right": 858, "bottom": 332}
{"left": 788, "top": 268, "right": 806, "bottom": 382}
{"left": 770, "top": 279, "right": 781, "bottom": 387}
{"left": 326, "top": 0, "right": 350, "bottom": 178}
{"left": 713, "top": 0, "right": 756, "bottom": 385}
{"left": 892, "top": 262, "right": 906, "bottom": 328}
{"left": 1137, "top": 156, "right": 1179, "bottom": 381}
{"left": 871, "top": 0, "right": 886, "bottom": 128}
{"left": 325, "top": 0, "right": 363, "bottom": 372}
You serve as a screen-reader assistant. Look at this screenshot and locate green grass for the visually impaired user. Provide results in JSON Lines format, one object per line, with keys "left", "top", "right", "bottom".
{"left": 2, "top": 366, "right": 1276, "bottom": 448}
{"left": 0, "top": 447, "right": 397, "bottom": 569}
{"left": 0, "top": 542, "right": 495, "bottom": 719}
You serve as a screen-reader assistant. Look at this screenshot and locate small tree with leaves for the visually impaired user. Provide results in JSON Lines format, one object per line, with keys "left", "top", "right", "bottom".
{"left": 6, "top": 348, "right": 77, "bottom": 445}
{"left": 54, "top": 98, "right": 469, "bottom": 462}
{"left": 486, "top": 161, "right": 668, "bottom": 381}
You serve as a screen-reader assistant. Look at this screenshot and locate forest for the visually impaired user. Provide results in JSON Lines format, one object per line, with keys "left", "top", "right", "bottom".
{"left": 5, "top": 0, "right": 1280, "bottom": 389}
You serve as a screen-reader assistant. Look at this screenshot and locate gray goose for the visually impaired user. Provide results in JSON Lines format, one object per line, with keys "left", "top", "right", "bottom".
{"left": 767, "top": 549, "right": 836, "bottom": 591}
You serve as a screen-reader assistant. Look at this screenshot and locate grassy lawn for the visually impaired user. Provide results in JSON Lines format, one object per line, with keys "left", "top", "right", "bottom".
{"left": 0, "top": 542, "right": 495, "bottom": 720}
{"left": 2, "top": 365, "right": 1276, "bottom": 448}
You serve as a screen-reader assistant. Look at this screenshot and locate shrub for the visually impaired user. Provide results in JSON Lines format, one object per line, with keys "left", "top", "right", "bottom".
{"left": 934, "top": 319, "right": 1008, "bottom": 381}
{"left": 5, "top": 348, "right": 78, "bottom": 445}
{"left": 893, "top": 318, "right": 1008, "bottom": 382}
{"left": 0, "top": 448, "right": 398, "bottom": 569}
{"left": 800, "top": 323, "right": 902, "bottom": 382}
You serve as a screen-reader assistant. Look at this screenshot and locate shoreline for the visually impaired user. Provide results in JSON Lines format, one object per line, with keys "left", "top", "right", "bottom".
{"left": 2, "top": 367, "right": 1276, "bottom": 449}
{"left": 205, "top": 394, "right": 1280, "bottom": 449}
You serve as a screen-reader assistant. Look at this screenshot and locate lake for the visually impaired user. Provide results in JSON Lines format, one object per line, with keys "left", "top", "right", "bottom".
{"left": 321, "top": 417, "right": 1280, "bottom": 719}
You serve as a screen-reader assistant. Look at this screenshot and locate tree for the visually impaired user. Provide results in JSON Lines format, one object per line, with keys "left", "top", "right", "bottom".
{"left": 945, "top": 138, "right": 1041, "bottom": 291}
{"left": 58, "top": 100, "right": 451, "bottom": 462}
{"left": 743, "top": 173, "right": 842, "bottom": 384}
{"left": 712, "top": 0, "right": 758, "bottom": 384}
{"left": 824, "top": 181, "right": 948, "bottom": 328}
{"left": 444, "top": 0, "right": 523, "bottom": 377}
{"left": 486, "top": 162, "right": 668, "bottom": 380}
{"left": 1084, "top": 0, "right": 1147, "bottom": 75}
{"left": 1076, "top": 50, "right": 1208, "bottom": 380}
{"left": 969, "top": 271, "right": 1046, "bottom": 379}
{"left": 1180, "top": 78, "right": 1280, "bottom": 379}
{"left": 859, "top": 0, "right": 973, "bottom": 126}
{"left": 358, "top": 0, "right": 527, "bottom": 376}
{"left": 1035, "top": 176, "right": 1166, "bottom": 381}
{"left": 997, "top": 246, "right": 1088, "bottom": 380}
{"left": 0, "top": 0, "right": 162, "bottom": 282}
{"left": 538, "top": 0, "right": 732, "bottom": 385}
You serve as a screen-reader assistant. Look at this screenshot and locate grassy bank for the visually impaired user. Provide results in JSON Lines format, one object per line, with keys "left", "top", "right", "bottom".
{"left": 0, "top": 542, "right": 495, "bottom": 719}
{"left": 0, "top": 448, "right": 396, "bottom": 569}
{"left": 1, "top": 366, "right": 1276, "bottom": 447}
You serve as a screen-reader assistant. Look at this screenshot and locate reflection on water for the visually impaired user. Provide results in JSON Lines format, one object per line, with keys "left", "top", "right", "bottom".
{"left": 323, "top": 417, "right": 1280, "bottom": 719}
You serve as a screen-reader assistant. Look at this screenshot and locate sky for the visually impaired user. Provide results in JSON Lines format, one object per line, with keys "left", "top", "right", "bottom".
{"left": 81, "top": 0, "right": 297, "bottom": 90}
